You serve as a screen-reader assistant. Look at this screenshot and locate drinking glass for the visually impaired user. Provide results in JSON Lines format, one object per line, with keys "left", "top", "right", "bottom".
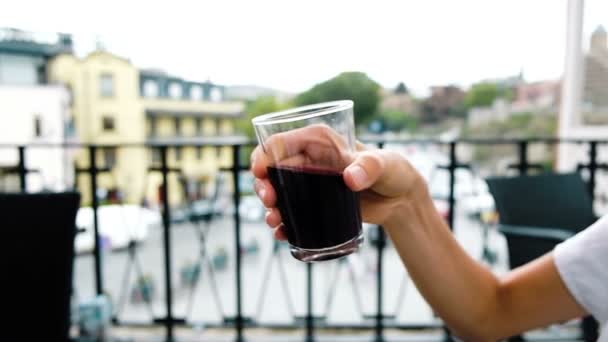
{"left": 252, "top": 100, "right": 363, "bottom": 262}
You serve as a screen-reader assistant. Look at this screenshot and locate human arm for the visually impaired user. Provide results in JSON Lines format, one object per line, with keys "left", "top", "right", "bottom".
{"left": 251, "top": 128, "right": 587, "bottom": 340}
{"left": 380, "top": 170, "right": 586, "bottom": 340}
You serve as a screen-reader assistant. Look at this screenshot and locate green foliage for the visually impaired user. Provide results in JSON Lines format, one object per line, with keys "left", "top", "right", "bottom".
{"left": 236, "top": 96, "right": 291, "bottom": 139}
{"left": 378, "top": 110, "right": 418, "bottom": 132}
{"left": 295, "top": 72, "right": 381, "bottom": 125}
{"left": 464, "top": 82, "right": 502, "bottom": 109}
{"left": 463, "top": 112, "right": 557, "bottom": 139}
{"left": 235, "top": 96, "right": 292, "bottom": 164}
{"left": 449, "top": 102, "right": 468, "bottom": 119}
{"left": 395, "top": 82, "right": 409, "bottom": 94}
{"left": 463, "top": 112, "right": 558, "bottom": 167}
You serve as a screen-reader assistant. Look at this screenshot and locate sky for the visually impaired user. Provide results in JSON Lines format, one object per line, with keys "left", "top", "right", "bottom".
{"left": 1, "top": 0, "right": 606, "bottom": 96}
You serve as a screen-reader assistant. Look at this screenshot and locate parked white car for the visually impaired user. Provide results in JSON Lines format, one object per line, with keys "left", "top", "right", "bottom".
{"left": 428, "top": 168, "right": 495, "bottom": 218}
{"left": 239, "top": 195, "right": 267, "bottom": 222}
{"left": 382, "top": 143, "right": 495, "bottom": 218}
{"left": 75, "top": 205, "right": 161, "bottom": 254}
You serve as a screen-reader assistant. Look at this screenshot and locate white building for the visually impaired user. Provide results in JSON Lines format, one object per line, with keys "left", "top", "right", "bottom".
{"left": 0, "top": 28, "right": 75, "bottom": 192}
{"left": 0, "top": 85, "right": 74, "bottom": 192}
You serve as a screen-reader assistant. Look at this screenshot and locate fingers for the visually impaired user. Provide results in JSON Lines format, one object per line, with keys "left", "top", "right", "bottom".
{"left": 273, "top": 225, "right": 288, "bottom": 241}
{"left": 263, "top": 124, "right": 350, "bottom": 164}
{"left": 343, "top": 151, "right": 386, "bottom": 191}
{"left": 254, "top": 178, "right": 276, "bottom": 207}
{"left": 251, "top": 125, "right": 347, "bottom": 177}
{"left": 251, "top": 125, "right": 360, "bottom": 244}
{"left": 266, "top": 209, "right": 287, "bottom": 241}
{"left": 251, "top": 145, "right": 271, "bottom": 179}
{"left": 355, "top": 141, "right": 369, "bottom": 152}
{"left": 265, "top": 208, "right": 282, "bottom": 227}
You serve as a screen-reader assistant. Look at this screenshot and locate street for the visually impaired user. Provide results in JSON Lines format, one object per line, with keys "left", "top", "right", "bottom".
{"left": 74, "top": 207, "right": 510, "bottom": 327}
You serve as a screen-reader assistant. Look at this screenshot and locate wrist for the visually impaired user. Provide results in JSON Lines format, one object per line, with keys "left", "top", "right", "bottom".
{"left": 384, "top": 178, "right": 436, "bottom": 231}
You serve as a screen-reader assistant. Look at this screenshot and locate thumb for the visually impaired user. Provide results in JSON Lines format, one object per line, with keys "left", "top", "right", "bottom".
{"left": 343, "top": 151, "right": 386, "bottom": 191}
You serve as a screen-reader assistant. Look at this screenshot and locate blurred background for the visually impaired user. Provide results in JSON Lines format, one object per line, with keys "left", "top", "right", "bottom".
{"left": 0, "top": 0, "right": 607, "bottom": 341}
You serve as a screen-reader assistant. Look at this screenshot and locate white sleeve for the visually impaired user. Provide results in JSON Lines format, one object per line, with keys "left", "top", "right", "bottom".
{"left": 554, "top": 215, "right": 608, "bottom": 322}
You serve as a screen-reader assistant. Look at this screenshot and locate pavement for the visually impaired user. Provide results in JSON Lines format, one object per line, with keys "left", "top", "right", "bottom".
{"left": 75, "top": 206, "right": 507, "bottom": 340}
{"left": 73, "top": 208, "right": 579, "bottom": 340}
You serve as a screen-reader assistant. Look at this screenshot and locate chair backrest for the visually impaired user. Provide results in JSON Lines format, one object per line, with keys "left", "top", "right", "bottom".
{"left": 486, "top": 172, "right": 595, "bottom": 232}
{"left": 0, "top": 192, "right": 80, "bottom": 341}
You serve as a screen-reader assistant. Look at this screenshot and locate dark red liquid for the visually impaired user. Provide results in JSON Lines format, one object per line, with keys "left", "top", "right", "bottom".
{"left": 267, "top": 166, "right": 362, "bottom": 249}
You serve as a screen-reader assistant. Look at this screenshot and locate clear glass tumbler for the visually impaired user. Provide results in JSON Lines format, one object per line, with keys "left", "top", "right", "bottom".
{"left": 252, "top": 100, "right": 363, "bottom": 262}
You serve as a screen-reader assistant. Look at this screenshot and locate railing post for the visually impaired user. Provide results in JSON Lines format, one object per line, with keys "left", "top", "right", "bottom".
{"left": 587, "top": 141, "right": 597, "bottom": 200}
{"left": 508, "top": 140, "right": 542, "bottom": 174}
{"left": 374, "top": 141, "right": 386, "bottom": 342}
{"left": 232, "top": 145, "right": 245, "bottom": 342}
{"left": 447, "top": 141, "right": 457, "bottom": 231}
{"left": 159, "top": 145, "right": 175, "bottom": 342}
{"left": 305, "top": 262, "right": 314, "bottom": 342}
{"left": 89, "top": 145, "right": 104, "bottom": 296}
{"left": 17, "top": 146, "right": 27, "bottom": 192}
{"left": 444, "top": 142, "right": 457, "bottom": 342}
{"left": 517, "top": 141, "right": 529, "bottom": 175}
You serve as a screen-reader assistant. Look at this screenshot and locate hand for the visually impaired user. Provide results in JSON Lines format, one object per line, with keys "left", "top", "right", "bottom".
{"left": 250, "top": 125, "right": 428, "bottom": 240}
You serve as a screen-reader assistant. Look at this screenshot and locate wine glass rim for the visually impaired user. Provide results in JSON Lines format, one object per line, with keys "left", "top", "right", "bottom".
{"left": 252, "top": 100, "right": 353, "bottom": 126}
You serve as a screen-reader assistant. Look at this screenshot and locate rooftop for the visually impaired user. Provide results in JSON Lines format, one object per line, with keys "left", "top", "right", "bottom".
{"left": 0, "top": 27, "right": 72, "bottom": 57}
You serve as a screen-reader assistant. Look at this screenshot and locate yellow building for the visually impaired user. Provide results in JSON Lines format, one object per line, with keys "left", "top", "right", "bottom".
{"left": 47, "top": 51, "right": 245, "bottom": 206}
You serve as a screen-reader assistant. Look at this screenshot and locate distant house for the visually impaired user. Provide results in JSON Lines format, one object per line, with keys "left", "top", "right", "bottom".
{"left": 0, "top": 28, "right": 75, "bottom": 192}
{"left": 583, "top": 25, "right": 608, "bottom": 124}
{"left": 380, "top": 83, "right": 419, "bottom": 117}
{"left": 48, "top": 50, "right": 246, "bottom": 205}
{"left": 512, "top": 80, "right": 561, "bottom": 111}
{"left": 422, "top": 85, "right": 465, "bottom": 122}
{"left": 467, "top": 79, "right": 560, "bottom": 127}
{"left": 558, "top": 25, "right": 608, "bottom": 198}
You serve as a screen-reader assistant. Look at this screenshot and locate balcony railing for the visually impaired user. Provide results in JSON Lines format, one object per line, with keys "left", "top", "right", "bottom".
{"left": 1, "top": 138, "right": 607, "bottom": 342}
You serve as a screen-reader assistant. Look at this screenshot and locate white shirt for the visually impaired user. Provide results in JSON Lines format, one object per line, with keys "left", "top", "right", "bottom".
{"left": 554, "top": 215, "right": 608, "bottom": 341}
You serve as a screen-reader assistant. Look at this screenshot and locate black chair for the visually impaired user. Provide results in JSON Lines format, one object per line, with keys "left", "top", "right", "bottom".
{"left": 0, "top": 192, "right": 80, "bottom": 341}
{"left": 486, "top": 172, "right": 598, "bottom": 341}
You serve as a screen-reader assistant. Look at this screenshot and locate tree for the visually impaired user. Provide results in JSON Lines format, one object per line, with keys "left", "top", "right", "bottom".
{"left": 295, "top": 72, "right": 381, "bottom": 125}
{"left": 378, "top": 109, "right": 418, "bottom": 132}
{"left": 236, "top": 96, "right": 291, "bottom": 139}
{"left": 394, "top": 82, "right": 409, "bottom": 94}
{"left": 464, "top": 82, "right": 504, "bottom": 109}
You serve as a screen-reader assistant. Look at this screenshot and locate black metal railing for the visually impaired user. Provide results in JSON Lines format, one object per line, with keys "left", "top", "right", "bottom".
{"left": 2, "top": 138, "right": 608, "bottom": 342}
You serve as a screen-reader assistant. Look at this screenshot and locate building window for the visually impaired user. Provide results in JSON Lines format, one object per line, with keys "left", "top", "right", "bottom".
{"left": 195, "top": 117, "right": 202, "bottom": 135}
{"left": 0, "top": 54, "right": 41, "bottom": 85}
{"left": 151, "top": 148, "right": 161, "bottom": 164}
{"left": 144, "top": 80, "right": 158, "bottom": 98}
{"left": 100, "top": 73, "right": 114, "bottom": 97}
{"left": 102, "top": 116, "right": 115, "bottom": 132}
{"left": 104, "top": 148, "right": 117, "bottom": 169}
{"left": 33, "top": 115, "right": 42, "bottom": 138}
{"left": 65, "top": 116, "right": 76, "bottom": 137}
{"left": 175, "top": 147, "right": 182, "bottom": 161}
{"left": 215, "top": 119, "right": 222, "bottom": 136}
{"left": 169, "top": 82, "right": 182, "bottom": 99}
{"left": 149, "top": 117, "right": 157, "bottom": 137}
{"left": 190, "top": 85, "right": 203, "bottom": 100}
{"left": 174, "top": 118, "right": 182, "bottom": 136}
{"left": 216, "top": 146, "right": 222, "bottom": 158}
{"left": 210, "top": 87, "right": 223, "bottom": 102}
{"left": 197, "top": 147, "right": 203, "bottom": 160}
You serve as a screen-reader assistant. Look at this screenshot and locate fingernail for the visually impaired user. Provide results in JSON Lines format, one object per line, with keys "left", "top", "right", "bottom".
{"left": 255, "top": 180, "right": 266, "bottom": 199}
{"left": 349, "top": 165, "right": 367, "bottom": 188}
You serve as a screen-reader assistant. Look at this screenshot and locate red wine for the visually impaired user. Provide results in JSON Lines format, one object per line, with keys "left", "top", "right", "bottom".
{"left": 267, "top": 166, "right": 362, "bottom": 250}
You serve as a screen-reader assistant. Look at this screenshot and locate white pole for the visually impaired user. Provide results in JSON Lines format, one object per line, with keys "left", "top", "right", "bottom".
{"left": 558, "top": 0, "right": 585, "bottom": 171}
